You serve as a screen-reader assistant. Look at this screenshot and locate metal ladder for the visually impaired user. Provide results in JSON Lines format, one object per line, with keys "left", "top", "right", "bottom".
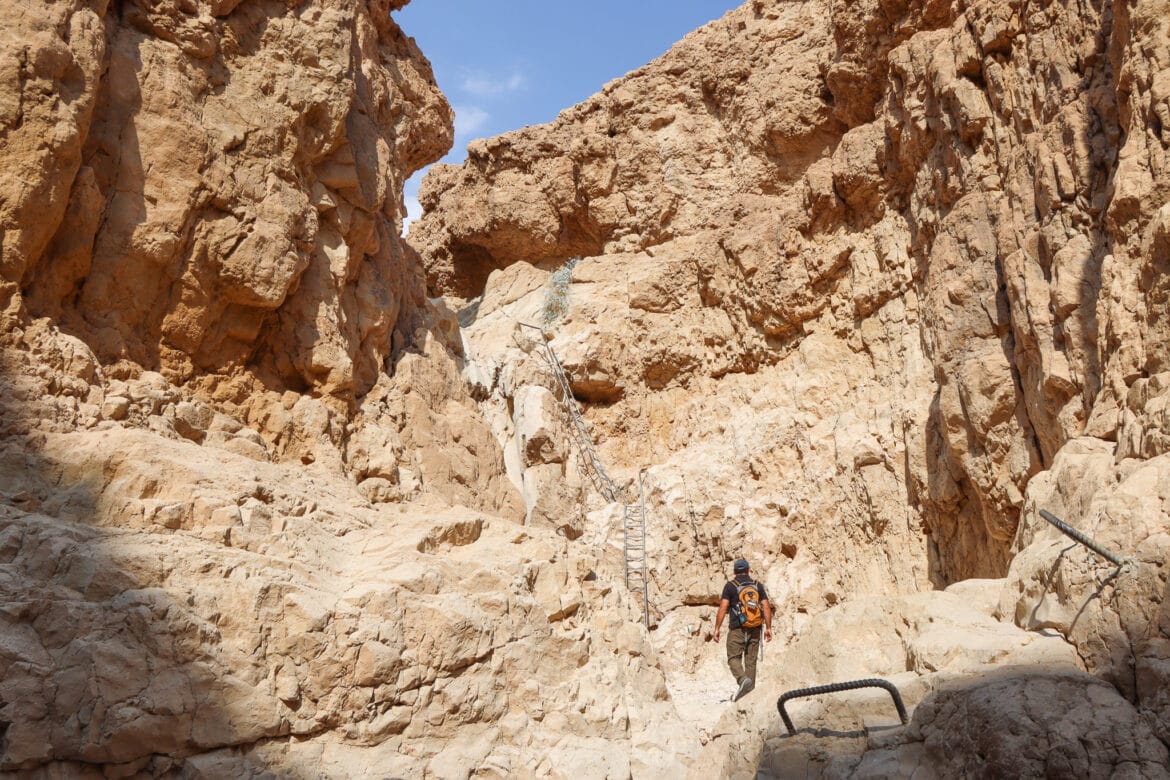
{"left": 624, "top": 470, "right": 651, "bottom": 628}
{"left": 519, "top": 322, "right": 651, "bottom": 626}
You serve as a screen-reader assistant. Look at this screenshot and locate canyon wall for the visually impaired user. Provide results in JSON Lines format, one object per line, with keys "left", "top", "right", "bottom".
{"left": 413, "top": 0, "right": 1170, "bottom": 769}
{"left": 1, "top": 0, "right": 1169, "bottom": 775}
{"left": 0, "top": 0, "right": 671, "bottom": 775}
{"left": 413, "top": 0, "right": 1170, "bottom": 583}
{"left": 0, "top": 0, "right": 520, "bottom": 513}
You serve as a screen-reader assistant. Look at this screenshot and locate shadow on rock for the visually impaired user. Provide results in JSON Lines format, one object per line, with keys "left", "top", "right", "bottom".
{"left": 0, "top": 367, "right": 289, "bottom": 778}
{"left": 757, "top": 664, "right": 1170, "bottom": 779}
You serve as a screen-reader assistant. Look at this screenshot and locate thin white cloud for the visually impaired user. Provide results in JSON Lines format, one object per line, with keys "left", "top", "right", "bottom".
{"left": 461, "top": 71, "right": 527, "bottom": 98}
{"left": 453, "top": 105, "right": 490, "bottom": 139}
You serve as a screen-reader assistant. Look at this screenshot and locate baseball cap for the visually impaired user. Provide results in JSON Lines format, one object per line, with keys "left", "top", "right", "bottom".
{"left": 733, "top": 558, "right": 750, "bottom": 573}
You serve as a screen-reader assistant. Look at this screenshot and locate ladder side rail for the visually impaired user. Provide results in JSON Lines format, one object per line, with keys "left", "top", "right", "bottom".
{"left": 621, "top": 502, "right": 633, "bottom": 590}
{"left": 636, "top": 470, "right": 651, "bottom": 628}
{"left": 524, "top": 328, "right": 620, "bottom": 502}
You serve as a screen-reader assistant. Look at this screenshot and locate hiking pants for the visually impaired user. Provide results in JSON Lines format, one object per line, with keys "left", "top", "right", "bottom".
{"left": 726, "top": 625, "right": 761, "bottom": 684}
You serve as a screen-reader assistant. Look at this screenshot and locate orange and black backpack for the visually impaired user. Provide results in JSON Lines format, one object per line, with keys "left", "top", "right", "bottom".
{"left": 732, "top": 579, "right": 764, "bottom": 628}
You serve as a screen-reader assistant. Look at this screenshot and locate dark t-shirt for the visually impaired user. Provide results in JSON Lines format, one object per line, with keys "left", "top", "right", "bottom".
{"left": 722, "top": 574, "right": 768, "bottom": 629}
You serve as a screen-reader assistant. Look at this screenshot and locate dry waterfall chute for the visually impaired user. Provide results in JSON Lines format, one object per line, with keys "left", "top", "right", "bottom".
{"left": 518, "top": 322, "right": 651, "bottom": 628}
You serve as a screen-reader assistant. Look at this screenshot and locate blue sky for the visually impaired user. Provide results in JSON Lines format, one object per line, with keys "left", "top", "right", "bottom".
{"left": 394, "top": 0, "right": 744, "bottom": 231}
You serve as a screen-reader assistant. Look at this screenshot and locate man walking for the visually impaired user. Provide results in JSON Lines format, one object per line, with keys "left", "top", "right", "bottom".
{"left": 713, "top": 558, "right": 773, "bottom": 701}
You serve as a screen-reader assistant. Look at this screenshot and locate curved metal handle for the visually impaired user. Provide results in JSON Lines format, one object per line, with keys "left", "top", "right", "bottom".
{"left": 776, "top": 678, "right": 908, "bottom": 735}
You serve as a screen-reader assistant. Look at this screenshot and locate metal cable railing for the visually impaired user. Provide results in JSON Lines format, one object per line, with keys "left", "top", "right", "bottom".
{"left": 1038, "top": 509, "right": 1129, "bottom": 567}
{"left": 519, "top": 322, "right": 650, "bottom": 626}
{"left": 518, "top": 323, "right": 622, "bottom": 503}
{"left": 776, "top": 678, "right": 908, "bottom": 735}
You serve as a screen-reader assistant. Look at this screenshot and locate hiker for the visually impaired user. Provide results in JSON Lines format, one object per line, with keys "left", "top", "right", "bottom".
{"left": 712, "top": 558, "right": 773, "bottom": 701}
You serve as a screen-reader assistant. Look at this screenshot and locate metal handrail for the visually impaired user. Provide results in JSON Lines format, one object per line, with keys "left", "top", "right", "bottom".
{"left": 518, "top": 322, "right": 624, "bottom": 503}
{"left": 776, "top": 678, "right": 908, "bottom": 735}
{"left": 1038, "top": 509, "right": 1127, "bottom": 567}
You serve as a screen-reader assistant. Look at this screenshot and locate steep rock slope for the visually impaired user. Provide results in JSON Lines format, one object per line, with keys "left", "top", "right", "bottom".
{"left": 413, "top": 0, "right": 1170, "bottom": 583}
{"left": 413, "top": 0, "right": 1170, "bottom": 772}
{"left": 0, "top": 0, "right": 696, "bottom": 776}
{"left": 0, "top": 0, "right": 523, "bottom": 518}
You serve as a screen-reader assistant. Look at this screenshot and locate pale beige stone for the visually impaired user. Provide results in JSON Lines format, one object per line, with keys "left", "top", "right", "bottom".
{"left": 3, "top": 0, "right": 1170, "bottom": 776}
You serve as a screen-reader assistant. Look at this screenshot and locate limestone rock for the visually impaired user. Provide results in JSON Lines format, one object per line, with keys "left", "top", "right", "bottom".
{"left": 0, "top": 429, "right": 697, "bottom": 776}
{"left": 4, "top": 0, "right": 452, "bottom": 408}
{"left": 413, "top": 0, "right": 1170, "bottom": 771}
{"left": 865, "top": 669, "right": 1170, "bottom": 778}
{"left": 5, "top": 0, "right": 1170, "bottom": 775}
{"left": 413, "top": 0, "right": 1170, "bottom": 593}
{"left": 412, "top": 0, "right": 844, "bottom": 297}
{"left": 0, "top": 0, "right": 526, "bottom": 516}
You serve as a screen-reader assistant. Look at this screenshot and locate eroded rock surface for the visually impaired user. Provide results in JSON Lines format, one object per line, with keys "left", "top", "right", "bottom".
{"left": 4, "top": 0, "right": 449, "bottom": 399}
{"left": 413, "top": 0, "right": 1170, "bottom": 584}
{"left": 413, "top": 0, "right": 1170, "bottom": 774}
{"left": 3, "top": 0, "right": 1170, "bottom": 776}
{"left": 0, "top": 428, "right": 691, "bottom": 776}
{"left": 0, "top": 0, "right": 525, "bottom": 511}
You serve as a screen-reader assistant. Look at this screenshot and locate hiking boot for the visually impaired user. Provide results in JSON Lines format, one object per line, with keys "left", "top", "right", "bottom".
{"left": 733, "top": 677, "right": 754, "bottom": 702}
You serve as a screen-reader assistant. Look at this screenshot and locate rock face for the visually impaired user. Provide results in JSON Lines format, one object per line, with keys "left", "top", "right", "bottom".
{"left": 413, "top": 0, "right": 1170, "bottom": 583}
{"left": 0, "top": 0, "right": 541, "bottom": 775}
{"left": 3, "top": 0, "right": 1170, "bottom": 776}
{"left": 4, "top": 0, "right": 447, "bottom": 402}
{"left": 0, "top": 428, "right": 693, "bottom": 777}
{"left": 409, "top": 0, "right": 1170, "bottom": 584}
{"left": 0, "top": 0, "right": 522, "bottom": 514}
{"left": 411, "top": 0, "right": 1170, "bottom": 774}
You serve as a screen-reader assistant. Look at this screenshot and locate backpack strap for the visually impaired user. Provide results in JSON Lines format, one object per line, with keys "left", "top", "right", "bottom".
{"left": 734, "top": 578, "right": 758, "bottom": 593}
